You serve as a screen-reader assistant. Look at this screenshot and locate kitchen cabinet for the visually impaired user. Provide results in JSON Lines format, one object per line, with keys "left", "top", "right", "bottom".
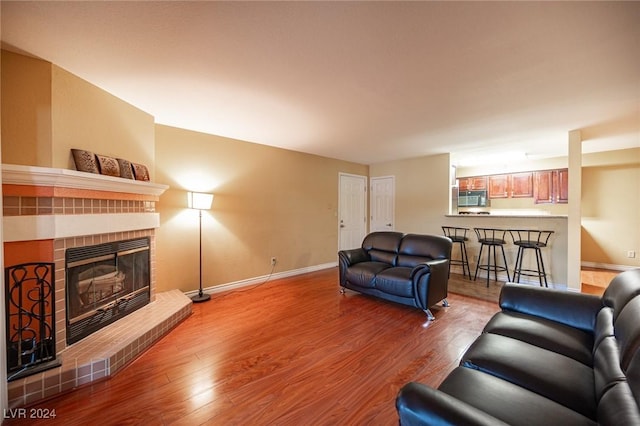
{"left": 534, "top": 169, "right": 568, "bottom": 204}
{"left": 511, "top": 172, "right": 534, "bottom": 198}
{"left": 557, "top": 169, "right": 569, "bottom": 203}
{"left": 488, "top": 175, "right": 509, "bottom": 198}
{"left": 458, "top": 176, "right": 487, "bottom": 191}
{"left": 488, "top": 172, "right": 533, "bottom": 199}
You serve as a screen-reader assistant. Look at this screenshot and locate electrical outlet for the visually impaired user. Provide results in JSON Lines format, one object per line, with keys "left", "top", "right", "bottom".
{"left": 628, "top": 251, "right": 637, "bottom": 259}
{"left": 271, "top": 257, "right": 277, "bottom": 266}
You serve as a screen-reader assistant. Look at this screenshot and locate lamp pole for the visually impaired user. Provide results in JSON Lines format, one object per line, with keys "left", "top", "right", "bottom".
{"left": 192, "top": 205, "right": 211, "bottom": 303}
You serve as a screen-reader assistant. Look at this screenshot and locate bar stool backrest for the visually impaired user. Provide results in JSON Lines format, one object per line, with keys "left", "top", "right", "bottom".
{"left": 442, "top": 226, "right": 469, "bottom": 242}
{"left": 509, "top": 230, "right": 554, "bottom": 248}
{"left": 474, "top": 228, "right": 508, "bottom": 245}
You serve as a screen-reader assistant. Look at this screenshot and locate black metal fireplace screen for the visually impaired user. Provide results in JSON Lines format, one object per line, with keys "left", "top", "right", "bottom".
{"left": 66, "top": 238, "right": 150, "bottom": 344}
{"left": 5, "top": 262, "right": 59, "bottom": 381}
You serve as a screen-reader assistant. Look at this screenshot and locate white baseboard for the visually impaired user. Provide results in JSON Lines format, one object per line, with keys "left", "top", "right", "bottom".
{"left": 580, "top": 261, "right": 638, "bottom": 272}
{"left": 185, "top": 262, "right": 338, "bottom": 298}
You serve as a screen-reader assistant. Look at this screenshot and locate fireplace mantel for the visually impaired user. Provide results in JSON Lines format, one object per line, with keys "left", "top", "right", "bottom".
{"left": 2, "top": 164, "right": 168, "bottom": 197}
{"left": 2, "top": 164, "right": 169, "bottom": 242}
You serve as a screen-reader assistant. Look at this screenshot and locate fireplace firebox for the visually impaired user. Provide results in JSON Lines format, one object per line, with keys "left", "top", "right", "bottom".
{"left": 66, "top": 238, "right": 150, "bottom": 344}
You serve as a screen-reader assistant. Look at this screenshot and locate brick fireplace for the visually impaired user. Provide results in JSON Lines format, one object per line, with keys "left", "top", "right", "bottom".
{"left": 2, "top": 164, "right": 192, "bottom": 408}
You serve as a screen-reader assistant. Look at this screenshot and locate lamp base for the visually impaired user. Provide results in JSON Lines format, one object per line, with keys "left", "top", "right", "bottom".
{"left": 191, "top": 292, "right": 211, "bottom": 303}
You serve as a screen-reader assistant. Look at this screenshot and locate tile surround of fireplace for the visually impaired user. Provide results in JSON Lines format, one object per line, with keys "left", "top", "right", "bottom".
{"left": 2, "top": 164, "right": 192, "bottom": 408}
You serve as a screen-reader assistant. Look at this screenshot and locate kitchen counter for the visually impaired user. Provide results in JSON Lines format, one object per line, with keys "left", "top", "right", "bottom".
{"left": 443, "top": 214, "right": 568, "bottom": 287}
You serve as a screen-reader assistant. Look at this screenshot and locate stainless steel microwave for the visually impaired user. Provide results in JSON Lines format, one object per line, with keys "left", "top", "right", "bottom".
{"left": 458, "top": 190, "right": 488, "bottom": 207}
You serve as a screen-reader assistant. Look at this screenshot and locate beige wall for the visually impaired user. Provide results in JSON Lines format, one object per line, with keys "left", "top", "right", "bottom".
{"left": 154, "top": 124, "right": 367, "bottom": 293}
{"left": 1, "top": 50, "right": 53, "bottom": 166}
{"left": 581, "top": 148, "right": 640, "bottom": 268}
{"left": 51, "top": 66, "right": 155, "bottom": 173}
{"left": 1, "top": 50, "right": 155, "bottom": 172}
{"left": 370, "top": 153, "right": 451, "bottom": 235}
{"left": 1, "top": 50, "right": 369, "bottom": 295}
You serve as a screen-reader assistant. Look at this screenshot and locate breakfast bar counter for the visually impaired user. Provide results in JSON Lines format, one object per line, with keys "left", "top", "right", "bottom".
{"left": 443, "top": 214, "right": 568, "bottom": 287}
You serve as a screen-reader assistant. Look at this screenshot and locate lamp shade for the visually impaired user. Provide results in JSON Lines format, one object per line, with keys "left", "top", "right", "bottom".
{"left": 188, "top": 192, "right": 214, "bottom": 210}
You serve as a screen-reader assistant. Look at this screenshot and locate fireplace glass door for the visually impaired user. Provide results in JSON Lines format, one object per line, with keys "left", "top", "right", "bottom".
{"left": 66, "top": 238, "right": 150, "bottom": 344}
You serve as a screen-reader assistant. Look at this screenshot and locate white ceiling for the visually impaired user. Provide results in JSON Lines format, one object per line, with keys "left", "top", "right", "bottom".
{"left": 2, "top": 1, "right": 639, "bottom": 165}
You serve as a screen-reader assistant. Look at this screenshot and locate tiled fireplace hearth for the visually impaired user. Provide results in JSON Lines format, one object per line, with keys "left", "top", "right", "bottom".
{"left": 2, "top": 164, "right": 192, "bottom": 408}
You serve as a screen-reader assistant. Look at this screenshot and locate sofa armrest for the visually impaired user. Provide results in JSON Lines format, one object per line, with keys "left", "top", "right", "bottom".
{"left": 411, "top": 259, "right": 449, "bottom": 309}
{"left": 396, "top": 382, "right": 509, "bottom": 426}
{"left": 338, "top": 248, "right": 368, "bottom": 267}
{"left": 411, "top": 258, "right": 448, "bottom": 280}
{"left": 338, "top": 248, "right": 369, "bottom": 286}
{"left": 499, "top": 283, "right": 603, "bottom": 333}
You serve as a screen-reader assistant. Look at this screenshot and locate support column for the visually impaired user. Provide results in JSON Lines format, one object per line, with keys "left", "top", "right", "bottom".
{"left": 567, "top": 130, "right": 582, "bottom": 291}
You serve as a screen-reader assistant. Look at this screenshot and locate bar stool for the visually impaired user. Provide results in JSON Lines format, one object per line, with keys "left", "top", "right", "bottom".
{"left": 509, "top": 230, "right": 554, "bottom": 287}
{"left": 442, "top": 226, "right": 471, "bottom": 278}
{"left": 473, "top": 228, "right": 511, "bottom": 287}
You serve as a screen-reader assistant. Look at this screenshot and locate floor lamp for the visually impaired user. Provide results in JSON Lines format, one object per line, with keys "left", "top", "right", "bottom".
{"left": 188, "top": 191, "right": 214, "bottom": 303}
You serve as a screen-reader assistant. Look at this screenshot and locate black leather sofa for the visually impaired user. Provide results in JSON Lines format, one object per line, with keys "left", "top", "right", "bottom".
{"left": 338, "top": 232, "right": 452, "bottom": 320}
{"left": 396, "top": 268, "right": 640, "bottom": 426}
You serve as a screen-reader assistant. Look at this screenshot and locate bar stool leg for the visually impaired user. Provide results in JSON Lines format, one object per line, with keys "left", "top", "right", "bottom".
{"left": 500, "top": 244, "right": 511, "bottom": 282}
{"left": 513, "top": 246, "right": 523, "bottom": 283}
{"left": 461, "top": 241, "right": 471, "bottom": 278}
{"left": 535, "top": 248, "right": 548, "bottom": 287}
{"left": 512, "top": 247, "right": 519, "bottom": 282}
{"left": 474, "top": 243, "right": 485, "bottom": 282}
{"left": 492, "top": 245, "right": 499, "bottom": 283}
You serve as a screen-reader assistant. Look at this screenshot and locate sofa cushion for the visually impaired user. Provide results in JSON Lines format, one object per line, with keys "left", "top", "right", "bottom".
{"left": 499, "top": 283, "right": 601, "bottom": 332}
{"left": 438, "top": 367, "right": 596, "bottom": 426}
{"left": 362, "top": 231, "right": 403, "bottom": 250}
{"left": 396, "top": 382, "right": 511, "bottom": 426}
{"left": 369, "top": 249, "right": 398, "bottom": 265}
{"left": 462, "top": 333, "right": 596, "bottom": 419}
{"left": 624, "top": 340, "right": 640, "bottom": 409}
{"left": 594, "top": 336, "right": 626, "bottom": 401}
{"left": 483, "top": 311, "right": 594, "bottom": 366}
{"left": 397, "top": 255, "right": 433, "bottom": 268}
{"left": 397, "top": 234, "right": 451, "bottom": 268}
{"left": 375, "top": 267, "right": 413, "bottom": 298}
{"left": 598, "top": 381, "right": 640, "bottom": 425}
{"left": 614, "top": 296, "right": 640, "bottom": 371}
{"left": 344, "top": 262, "right": 390, "bottom": 288}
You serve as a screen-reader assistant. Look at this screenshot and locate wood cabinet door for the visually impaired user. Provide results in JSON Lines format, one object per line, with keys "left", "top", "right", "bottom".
{"left": 556, "top": 169, "right": 569, "bottom": 203}
{"left": 470, "top": 176, "right": 487, "bottom": 190}
{"left": 488, "top": 175, "right": 509, "bottom": 198}
{"left": 458, "top": 176, "right": 486, "bottom": 191}
{"left": 511, "top": 172, "right": 533, "bottom": 198}
{"left": 534, "top": 170, "right": 554, "bottom": 204}
{"left": 458, "top": 178, "right": 469, "bottom": 191}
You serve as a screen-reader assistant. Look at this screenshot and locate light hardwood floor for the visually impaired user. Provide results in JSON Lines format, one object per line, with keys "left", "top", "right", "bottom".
{"left": 581, "top": 267, "right": 621, "bottom": 296}
{"left": 5, "top": 268, "right": 499, "bottom": 426}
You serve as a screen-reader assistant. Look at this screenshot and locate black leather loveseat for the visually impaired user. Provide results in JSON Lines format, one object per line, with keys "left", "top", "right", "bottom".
{"left": 338, "top": 232, "right": 452, "bottom": 320}
{"left": 396, "top": 268, "right": 640, "bottom": 425}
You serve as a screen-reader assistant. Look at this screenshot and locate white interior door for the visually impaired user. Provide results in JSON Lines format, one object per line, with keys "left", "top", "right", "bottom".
{"left": 339, "top": 173, "right": 367, "bottom": 251}
{"left": 371, "top": 176, "right": 395, "bottom": 232}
